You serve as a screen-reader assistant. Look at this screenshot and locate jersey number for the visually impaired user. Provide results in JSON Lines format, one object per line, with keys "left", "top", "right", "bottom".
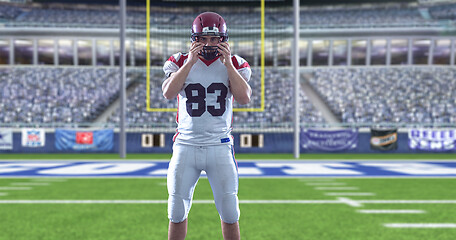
{"left": 185, "top": 83, "right": 228, "bottom": 117}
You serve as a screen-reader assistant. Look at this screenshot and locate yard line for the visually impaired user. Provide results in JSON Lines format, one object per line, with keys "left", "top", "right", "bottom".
{"left": 0, "top": 193, "right": 8, "bottom": 196}
{"left": 0, "top": 200, "right": 342, "bottom": 204}
{"left": 239, "top": 200, "right": 340, "bottom": 204}
{"left": 0, "top": 200, "right": 169, "bottom": 204}
{"left": 0, "top": 187, "right": 32, "bottom": 190}
{"left": 0, "top": 199, "right": 456, "bottom": 205}
{"left": 10, "top": 182, "right": 50, "bottom": 186}
{"left": 306, "top": 183, "right": 346, "bottom": 186}
{"left": 31, "top": 179, "right": 67, "bottom": 182}
{"left": 384, "top": 223, "right": 456, "bottom": 228}
{"left": 358, "top": 209, "right": 425, "bottom": 214}
{"left": 325, "top": 192, "right": 375, "bottom": 196}
{"left": 338, "top": 197, "right": 362, "bottom": 207}
{"left": 359, "top": 200, "right": 456, "bottom": 204}
{"left": 299, "top": 179, "right": 335, "bottom": 182}
{"left": 315, "top": 187, "right": 359, "bottom": 190}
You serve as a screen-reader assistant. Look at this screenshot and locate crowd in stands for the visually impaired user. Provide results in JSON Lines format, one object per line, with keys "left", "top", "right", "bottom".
{"left": 9, "top": 7, "right": 147, "bottom": 27}
{"left": 0, "top": 4, "right": 22, "bottom": 20}
{"left": 0, "top": 68, "right": 138, "bottom": 125}
{"left": 429, "top": 3, "right": 456, "bottom": 20}
{"left": 107, "top": 71, "right": 176, "bottom": 126}
{"left": 1, "top": 2, "right": 455, "bottom": 28}
{"left": 307, "top": 67, "right": 456, "bottom": 125}
{"left": 2, "top": 67, "right": 455, "bottom": 127}
{"left": 298, "top": 7, "right": 433, "bottom": 28}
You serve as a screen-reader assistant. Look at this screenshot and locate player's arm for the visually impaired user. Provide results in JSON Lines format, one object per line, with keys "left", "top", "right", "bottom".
{"left": 218, "top": 42, "right": 252, "bottom": 105}
{"left": 162, "top": 42, "right": 203, "bottom": 100}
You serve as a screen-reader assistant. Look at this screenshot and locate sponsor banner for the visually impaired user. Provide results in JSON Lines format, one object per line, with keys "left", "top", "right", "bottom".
{"left": 22, "top": 128, "right": 46, "bottom": 147}
{"left": 55, "top": 129, "right": 113, "bottom": 151}
{"left": 370, "top": 128, "right": 398, "bottom": 151}
{"left": 1, "top": 161, "right": 456, "bottom": 177}
{"left": 0, "top": 129, "right": 13, "bottom": 150}
{"left": 301, "top": 129, "right": 358, "bottom": 151}
{"left": 409, "top": 129, "right": 456, "bottom": 151}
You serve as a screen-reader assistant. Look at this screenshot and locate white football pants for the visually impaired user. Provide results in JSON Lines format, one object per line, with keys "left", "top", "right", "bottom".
{"left": 167, "top": 143, "right": 240, "bottom": 224}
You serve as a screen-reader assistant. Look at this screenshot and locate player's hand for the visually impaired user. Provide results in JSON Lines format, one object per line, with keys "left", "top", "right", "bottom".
{"left": 217, "top": 42, "right": 232, "bottom": 66}
{"left": 188, "top": 42, "right": 204, "bottom": 65}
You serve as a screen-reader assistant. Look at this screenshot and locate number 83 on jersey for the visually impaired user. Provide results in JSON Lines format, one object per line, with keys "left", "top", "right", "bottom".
{"left": 185, "top": 82, "right": 228, "bottom": 117}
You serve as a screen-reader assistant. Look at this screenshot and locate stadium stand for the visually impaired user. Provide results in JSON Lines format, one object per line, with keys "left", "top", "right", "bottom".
{"left": 0, "top": 4, "right": 23, "bottom": 20}
{"left": 299, "top": 6, "right": 437, "bottom": 28}
{"left": 428, "top": 3, "right": 456, "bottom": 20}
{"left": 3, "top": 66, "right": 456, "bottom": 127}
{"left": 0, "top": 67, "right": 139, "bottom": 125}
{"left": 306, "top": 67, "right": 456, "bottom": 125}
{"left": 11, "top": 7, "right": 147, "bottom": 27}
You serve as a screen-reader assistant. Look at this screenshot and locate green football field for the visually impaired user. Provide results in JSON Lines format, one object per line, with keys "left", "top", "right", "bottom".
{"left": 0, "top": 153, "right": 456, "bottom": 240}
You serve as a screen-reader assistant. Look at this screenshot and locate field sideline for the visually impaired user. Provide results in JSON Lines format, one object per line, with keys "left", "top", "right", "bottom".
{"left": 0, "top": 154, "right": 455, "bottom": 239}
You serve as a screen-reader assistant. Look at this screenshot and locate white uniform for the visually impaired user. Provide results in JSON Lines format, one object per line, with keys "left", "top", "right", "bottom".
{"left": 163, "top": 53, "right": 251, "bottom": 224}
{"left": 163, "top": 52, "right": 251, "bottom": 145}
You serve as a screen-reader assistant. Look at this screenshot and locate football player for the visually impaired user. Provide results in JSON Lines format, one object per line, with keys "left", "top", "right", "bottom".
{"left": 162, "top": 12, "right": 252, "bottom": 240}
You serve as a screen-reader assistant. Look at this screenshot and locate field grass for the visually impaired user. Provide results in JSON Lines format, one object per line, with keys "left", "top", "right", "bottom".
{"left": 0, "top": 153, "right": 455, "bottom": 239}
{"left": 1, "top": 177, "right": 456, "bottom": 240}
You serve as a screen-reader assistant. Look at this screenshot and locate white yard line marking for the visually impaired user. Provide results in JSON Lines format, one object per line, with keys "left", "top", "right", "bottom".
{"left": 299, "top": 179, "right": 335, "bottom": 182}
{"left": 31, "top": 179, "right": 67, "bottom": 182}
{"left": 0, "top": 193, "right": 8, "bottom": 196}
{"left": 384, "top": 223, "right": 456, "bottom": 228}
{"left": 0, "top": 200, "right": 342, "bottom": 204}
{"left": 358, "top": 210, "right": 425, "bottom": 214}
{"left": 157, "top": 182, "right": 167, "bottom": 186}
{"left": 325, "top": 192, "right": 375, "bottom": 196}
{"left": 306, "top": 183, "right": 346, "bottom": 186}
{"left": 338, "top": 197, "right": 362, "bottom": 207}
{"left": 359, "top": 200, "right": 456, "bottom": 204}
{"left": 0, "top": 200, "right": 170, "bottom": 204}
{"left": 0, "top": 199, "right": 455, "bottom": 205}
{"left": 10, "top": 182, "right": 50, "bottom": 186}
{"left": 0, "top": 187, "right": 32, "bottom": 190}
{"left": 239, "top": 200, "right": 340, "bottom": 204}
{"left": 315, "top": 187, "right": 359, "bottom": 190}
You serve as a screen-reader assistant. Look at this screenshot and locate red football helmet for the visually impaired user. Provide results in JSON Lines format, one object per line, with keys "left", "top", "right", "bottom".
{"left": 191, "top": 12, "right": 228, "bottom": 60}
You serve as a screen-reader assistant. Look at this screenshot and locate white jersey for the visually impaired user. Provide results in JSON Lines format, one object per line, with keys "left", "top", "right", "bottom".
{"left": 163, "top": 53, "right": 251, "bottom": 146}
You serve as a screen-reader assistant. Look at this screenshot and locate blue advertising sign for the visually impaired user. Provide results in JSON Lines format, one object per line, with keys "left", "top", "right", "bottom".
{"left": 55, "top": 129, "right": 114, "bottom": 151}
{"left": 301, "top": 129, "right": 358, "bottom": 151}
{"left": 409, "top": 129, "right": 456, "bottom": 151}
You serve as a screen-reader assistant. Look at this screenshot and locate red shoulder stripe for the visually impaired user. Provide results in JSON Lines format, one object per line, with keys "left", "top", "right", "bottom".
{"left": 167, "top": 54, "right": 188, "bottom": 68}
{"left": 239, "top": 61, "right": 250, "bottom": 69}
{"left": 231, "top": 56, "right": 250, "bottom": 70}
{"left": 167, "top": 55, "right": 177, "bottom": 64}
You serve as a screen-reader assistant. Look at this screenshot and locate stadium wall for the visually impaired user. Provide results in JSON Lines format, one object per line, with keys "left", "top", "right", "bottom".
{"left": 2, "top": 132, "right": 456, "bottom": 154}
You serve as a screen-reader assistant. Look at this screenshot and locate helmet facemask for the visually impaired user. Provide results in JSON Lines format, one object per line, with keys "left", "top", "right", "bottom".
{"left": 200, "top": 45, "right": 219, "bottom": 61}
{"left": 191, "top": 26, "right": 228, "bottom": 61}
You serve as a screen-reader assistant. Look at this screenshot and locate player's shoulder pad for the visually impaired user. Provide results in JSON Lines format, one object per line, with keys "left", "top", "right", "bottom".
{"left": 166, "top": 52, "right": 189, "bottom": 68}
{"left": 231, "top": 55, "right": 250, "bottom": 70}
